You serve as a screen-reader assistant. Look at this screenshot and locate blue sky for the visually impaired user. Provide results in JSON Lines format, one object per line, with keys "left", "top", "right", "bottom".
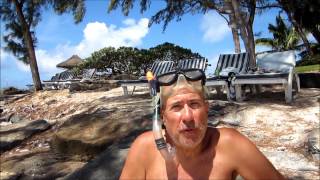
{"left": 1, "top": 1, "right": 280, "bottom": 89}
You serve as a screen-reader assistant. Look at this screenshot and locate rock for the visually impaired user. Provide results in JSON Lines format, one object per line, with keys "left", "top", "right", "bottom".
{"left": 0, "top": 151, "right": 85, "bottom": 180}
{"left": 8, "top": 114, "right": 23, "bottom": 123}
{"left": 306, "top": 128, "right": 320, "bottom": 161}
{"left": 46, "top": 99, "right": 57, "bottom": 105}
{"left": 50, "top": 107, "right": 151, "bottom": 161}
{"left": 262, "top": 148, "right": 319, "bottom": 179}
{"left": 0, "top": 119, "right": 51, "bottom": 152}
{"left": 63, "top": 144, "right": 129, "bottom": 180}
{"left": 208, "top": 119, "right": 220, "bottom": 127}
{"left": 219, "top": 110, "right": 242, "bottom": 127}
{"left": 2, "top": 87, "right": 25, "bottom": 95}
{"left": 0, "top": 117, "right": 8, "bottom": 123}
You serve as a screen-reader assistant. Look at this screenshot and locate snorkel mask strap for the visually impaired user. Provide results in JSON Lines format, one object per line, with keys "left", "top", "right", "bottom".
{"left": 148, "top": 71, "right": 173, "bottom": 161}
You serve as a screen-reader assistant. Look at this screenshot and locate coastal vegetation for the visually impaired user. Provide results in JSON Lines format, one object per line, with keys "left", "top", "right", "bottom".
{"left": 75, "top": 42, "right": 206, "bottom": 76}
{"left": 1, "top": 0, "right": 319, "bottom": 90}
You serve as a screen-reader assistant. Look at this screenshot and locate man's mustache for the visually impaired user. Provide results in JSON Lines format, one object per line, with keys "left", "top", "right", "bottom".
{"left": 178, "top": 121, "right": 206, "bottom": 131}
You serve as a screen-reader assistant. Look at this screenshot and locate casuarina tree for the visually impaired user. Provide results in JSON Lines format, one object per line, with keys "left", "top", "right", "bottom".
{"left": 1, "top": 0, "right": 85, "bottom": 90}
{"left": 108, "top": 0, "right": 264, "bottom": 68}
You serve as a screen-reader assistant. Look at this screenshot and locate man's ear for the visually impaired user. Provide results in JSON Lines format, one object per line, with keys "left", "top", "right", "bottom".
{"left": 160, "top": 108, "right": 165, "bottom": 124}
{"left": 160, "top": 111, "right": 166, "bottom": 126}
{"left": 205, "top": 101, "right": 209, "bottom": 113}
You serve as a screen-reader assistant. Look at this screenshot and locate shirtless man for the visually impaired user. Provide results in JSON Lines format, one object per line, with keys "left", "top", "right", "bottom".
{"left": 120, "top": 69, "right": 284, "bottom": 179}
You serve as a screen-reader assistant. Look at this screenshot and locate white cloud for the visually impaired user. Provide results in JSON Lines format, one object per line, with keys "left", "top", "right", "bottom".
{"left": 16, "top": 60, "right": 30, "bottom": 72}
{"left": 0, "top": 48, "right": 9, "bottom": 62}
{"left": 36, "top": 49, "right": 66, "bottom": 74}
{"left": 35, "top": 18, "right": 150, "bottom": 77}
{"left": 123, "top": 18, "right": 136, "bottom": 26}
{"left": 200, "top": 11, "right": 230, "bottom": 43}
{"left": 74, "top": 18, "right": 149, "bottom": 57}
{"left": 1, "top": 48, "right": 30, "bottom": 72}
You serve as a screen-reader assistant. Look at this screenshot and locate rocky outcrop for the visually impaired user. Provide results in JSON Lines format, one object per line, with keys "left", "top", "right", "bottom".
{"left": 50, "top": 95, "right": 153, "bottom": 161}
{"left": 306, "top": 128, "right": 320, "bottom": 161}
{"left": 0, "top": 87, "right": 319, "bottom": 179}
{"left": 63, "top": 142, "right": 130, "bottom": 180}
{"left": 0, "top": 119, "right": 51, "bottom": 153}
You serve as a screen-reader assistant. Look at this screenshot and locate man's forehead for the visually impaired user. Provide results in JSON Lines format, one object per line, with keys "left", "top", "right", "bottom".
{"left": 167, "top": 93, "right": 203, "bottom": 103}
{"left": 162, "top": 85, "right": 202, "bottom": 96}
{"left": 166, "top": 91, "right": 203, "bottom": 104}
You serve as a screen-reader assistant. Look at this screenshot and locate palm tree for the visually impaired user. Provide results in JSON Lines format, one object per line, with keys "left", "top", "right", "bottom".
{"left": 256, "top": 15, "right": 300, "bottom": 51}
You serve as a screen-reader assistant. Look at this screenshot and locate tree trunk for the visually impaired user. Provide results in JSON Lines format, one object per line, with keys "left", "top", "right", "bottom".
{"left": 229, "top": 14, "right": 241, "bottom": 53}
{"left": 231, "top": 0, "right": 256, "bottom": 68}
{"left": 13, "top": 0, "right": 42, "bottom": 91}
{"left": 246, "top": 24, "right": 256, "bottom": 68}
{"left": 291, "top": 16, "right": 313, "bottom": 55}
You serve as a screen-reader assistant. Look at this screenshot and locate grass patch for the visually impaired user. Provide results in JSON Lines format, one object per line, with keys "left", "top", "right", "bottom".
{"left": 296, "top": 64, "right": 320, "bottom": 73}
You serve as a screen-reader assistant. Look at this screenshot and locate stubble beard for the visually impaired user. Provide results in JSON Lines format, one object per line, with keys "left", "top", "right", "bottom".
{"left": 170, "top": 121, "right": 208, "bottom": 150}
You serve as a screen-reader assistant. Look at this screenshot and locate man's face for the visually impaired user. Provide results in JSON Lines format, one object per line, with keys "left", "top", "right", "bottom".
{"left": 162, "top": 88, "right": 209, "bottom": 149}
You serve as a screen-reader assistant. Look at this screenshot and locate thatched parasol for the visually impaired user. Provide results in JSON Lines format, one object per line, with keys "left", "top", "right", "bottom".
{"left": 56, "top": 55, "right": 83, "bottom": 69}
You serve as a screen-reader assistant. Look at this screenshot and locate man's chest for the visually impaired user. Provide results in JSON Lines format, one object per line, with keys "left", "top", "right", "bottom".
{"left": 146, "top": 156, "right": 234, "bottom": 179}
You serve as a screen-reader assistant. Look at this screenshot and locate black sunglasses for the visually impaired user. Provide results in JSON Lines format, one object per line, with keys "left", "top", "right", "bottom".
{"left": 157, "top": 69, "right": 206, "bottom": 86}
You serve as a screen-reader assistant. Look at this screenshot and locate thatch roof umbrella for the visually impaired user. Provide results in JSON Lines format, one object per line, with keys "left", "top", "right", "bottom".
{"left": 56, "top": 55, "right": 83, "bottom": 69}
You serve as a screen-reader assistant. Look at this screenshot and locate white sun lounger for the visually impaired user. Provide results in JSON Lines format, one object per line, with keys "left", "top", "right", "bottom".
{"left": 206, "top": 53, "right": 249, "bottom": 100}
{"left": 232, "top": 50, "right": 300, "bottom": 103}
{"left": 119, "top": 61, "right": 175, "bottom": 95}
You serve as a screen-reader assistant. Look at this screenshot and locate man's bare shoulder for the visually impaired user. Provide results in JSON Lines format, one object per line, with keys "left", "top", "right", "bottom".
{"left": 207, "top": 127, "right": 242, "bottom": 144}
{"left": 212, "top": 128, "right": 284, "bottom": 179}
{"left": 215, "top": 127, "right": 245, "bottom": 143}
{"left": 119, "top": 131, "right": 158, "bottom": 179}
{"left": 208, "top": 127, "right": 252, "bottom": 155}
{"left": 132, "top": 131, "right": 156, "bottom": 149}
{"left": 128, "top": 130, "right": 159, "bottom": 161}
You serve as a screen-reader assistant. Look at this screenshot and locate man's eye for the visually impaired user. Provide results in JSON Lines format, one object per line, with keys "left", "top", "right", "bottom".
{"left": 170, "top": 104, "right": 182, "bottom": 111}
{"left": 190, "top": 102, "right": 201, "bottom": 109}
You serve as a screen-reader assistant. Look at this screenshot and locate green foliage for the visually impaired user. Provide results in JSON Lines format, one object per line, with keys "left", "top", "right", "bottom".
{"left": 78, "top": 42, "right": 207, "bottom": 76}
{"left": 108, "top": 0, "right": 207, "bottom": 31}
{"left": 278, "top": 0, "right": 320, "bottom": 43}
{"left": 1, "top": 1, "right": 41, "bottom": 63}
{"left": 295, "top": 64, "right": 320, "bottom": 72}
{"left": 0, "top": 0, "right": 85, "bottom": 64}
{"left": 255, "top": 15, "right": 300, "bottom": 51}
{"left": 296, "top": 54, "right": 320, "bottom": 67}
{"left": 149, "top": 42, "right": 203, "bottom": 63}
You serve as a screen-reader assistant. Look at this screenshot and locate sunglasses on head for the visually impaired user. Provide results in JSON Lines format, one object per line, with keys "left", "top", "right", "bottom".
{"left": 157, "top": 69, "right": 206, "bottom": 86}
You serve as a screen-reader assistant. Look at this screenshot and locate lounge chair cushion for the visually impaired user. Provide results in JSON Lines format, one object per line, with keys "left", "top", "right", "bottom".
{"left": 215, "top": 53, "right": 249, "bottom": 75}
{"left": 256, "top": 51, "right": 295, "bottom": 73}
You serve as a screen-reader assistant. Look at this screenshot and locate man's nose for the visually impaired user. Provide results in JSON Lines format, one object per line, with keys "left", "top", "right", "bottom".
{"left": 181, "top": 104, "right": 194, "bottom": 123}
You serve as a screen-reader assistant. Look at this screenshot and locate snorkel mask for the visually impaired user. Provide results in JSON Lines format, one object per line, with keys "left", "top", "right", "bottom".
{"left": 149, "top": 68, "right": 207, "bottom": 161}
